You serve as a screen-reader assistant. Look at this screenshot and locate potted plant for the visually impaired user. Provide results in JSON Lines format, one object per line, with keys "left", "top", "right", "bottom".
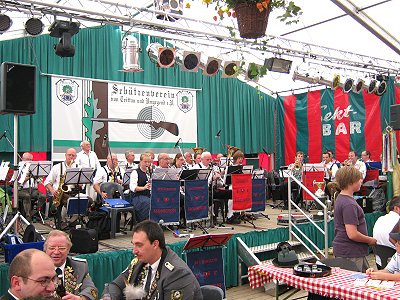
{"left": 200, "top": 0, "right": 302, "bottom": 39}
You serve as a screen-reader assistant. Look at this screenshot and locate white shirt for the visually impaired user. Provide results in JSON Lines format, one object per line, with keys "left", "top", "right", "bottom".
{"left": 144, "top": 258, "right": 161, "bottom": 290}
{"left": 44, "top": 161, "right": 79, "bottom": 190}
{"left": 324, "top": 161, "right": 339, "bottom": 181}
{"left": 76, "top": 150, "right": 100, "bottom": 169}
{"left": 354, "top": 160, "right": 367, "bottom": 179}
{"left": 93, "top": 165, "right": 124, "bottom": 185}
{"left": 373, "top": 211, "right": 400, "bottom": 265}
{"left": 385, "top": 253, "right": 400, "bottom": 274}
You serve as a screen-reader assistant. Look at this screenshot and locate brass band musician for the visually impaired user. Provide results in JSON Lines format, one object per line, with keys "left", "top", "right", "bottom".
{"left": 18, "top": 152, "right": 46, "bottom": 222}
{"left": 129, "top": 153, "right": 152, "bottom": 222}
{"left": 93, "top": 153, "right": 124, "bottom": 200}
{"left": 280, "top": 151, "right": 305, "bottom": 208}
{"left": 44, "top": 148, "right": 79, "bottom": 228}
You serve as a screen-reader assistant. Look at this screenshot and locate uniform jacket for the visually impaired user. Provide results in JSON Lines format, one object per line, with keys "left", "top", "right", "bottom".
{"left": 106, "top": 247, "right": 202, "bottom": 300}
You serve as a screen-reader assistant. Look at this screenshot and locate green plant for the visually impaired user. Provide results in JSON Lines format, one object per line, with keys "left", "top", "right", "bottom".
{"left": 199, "top": 0, "right": 302, "bottom": 24}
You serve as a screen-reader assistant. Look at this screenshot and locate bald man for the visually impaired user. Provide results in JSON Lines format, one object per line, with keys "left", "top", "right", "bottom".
{"left": 44, "top": 148, "right": 80, "bottom": 229}
{"left": 1, "top": 249, "right": 56, "bottom": 300}
{"left": 157, "top": 153, "right": 171, "bottom": 169}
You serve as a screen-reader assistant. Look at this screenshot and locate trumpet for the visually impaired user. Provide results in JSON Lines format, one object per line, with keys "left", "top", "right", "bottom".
{"left": 293, "top": 159, "right": 303, "bottom": 170}
{"left": 343, "top": 159, "right": 353, "bottom": 166}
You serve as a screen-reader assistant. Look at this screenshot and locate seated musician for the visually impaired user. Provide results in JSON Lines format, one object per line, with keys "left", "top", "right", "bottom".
{"left": 157, "top": 153, "right": 171, "bottom": 169}
{"left": 18, "top": 152, "right": 46, "bottom": 222}
{"left": 129, "top": 153, "right": 152, "bottom": 222}
{"left": 44, "top": 148, "right": 80, "bottom": 229}
{"left": 172, "top": 153, "right": 188, "bottom": 170}
{"left": 184, "top": 152, "right": 194, "bottom": 169}
{"left": 361, "top": 150, "right": 372, "bottom": 163}
{"left": 93, "top": 153, "right": 124, "bottom": 202}
{"left": 281, "top": 151, "right": 304, "bottom": 208}
{"left": 123, "top": 150, "right": 137, "bottom": 171}
{"left": 193, "top": 152, "right": 202, "bottom": 165}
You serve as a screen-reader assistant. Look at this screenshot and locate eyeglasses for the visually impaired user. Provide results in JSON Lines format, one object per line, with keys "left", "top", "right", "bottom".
{"left": 21, "top": 276, "right": 58, "bottom": 287}
{"left": 47, "top": 246, "right": 68, "bottom": 252}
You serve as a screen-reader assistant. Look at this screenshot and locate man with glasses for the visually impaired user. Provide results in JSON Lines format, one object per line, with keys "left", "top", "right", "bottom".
{"left": 2, "top": 248, "right": 56, "bottom": 300}
{"left": 44, "top": 230, "right": 98, "bottom": 300}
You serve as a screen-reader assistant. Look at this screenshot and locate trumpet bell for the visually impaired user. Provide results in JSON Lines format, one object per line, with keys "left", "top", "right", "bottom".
{"left": 226, "top": 145, "right": 240, "bottom": 157}
{"left": 192, "top": 147, "right": 206, "bottom": 154}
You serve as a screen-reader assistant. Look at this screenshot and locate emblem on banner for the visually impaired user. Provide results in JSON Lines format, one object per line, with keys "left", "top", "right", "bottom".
{"left": 176, "top": 91, "right": 193, "bottom": 113}
{"left": 56, "top": 79, "right": 79, "bottom": 105}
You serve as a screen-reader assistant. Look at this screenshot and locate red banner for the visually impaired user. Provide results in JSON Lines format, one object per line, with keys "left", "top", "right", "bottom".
{"left": 302, "top": 171, "right": 324, "bottom": 200}
{"left": 232, "top": 174, "right": 252, "bottom": 211}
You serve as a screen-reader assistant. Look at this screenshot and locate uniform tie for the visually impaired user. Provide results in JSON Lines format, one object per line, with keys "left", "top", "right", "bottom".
{"left": 144, "top": 266, "right": 152, "bottom": 293}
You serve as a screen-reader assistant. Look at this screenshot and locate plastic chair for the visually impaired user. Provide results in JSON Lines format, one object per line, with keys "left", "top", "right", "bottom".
{"left": 200, "top": 285, "right": 224, "bottom": 300}
{"left": 372, "top": 244, "right": 396, "bottom": 270}
{"left": 99, "top": 182, "right": 124, "bottom": 200}
{"left": 320, "top": 257, "right": 359, "bottom": 272}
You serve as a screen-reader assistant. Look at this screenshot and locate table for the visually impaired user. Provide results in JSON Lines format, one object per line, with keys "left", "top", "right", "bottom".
{"left": 248, "top": 262, "right": 400, "bottom": 300}
{"left": 106, "top": 206, "right": 135, "bottom": 239}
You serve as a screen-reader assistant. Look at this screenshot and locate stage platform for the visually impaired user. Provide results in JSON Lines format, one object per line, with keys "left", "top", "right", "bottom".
{"left": 0, "top": 200, "right": 384, "bottom": 298}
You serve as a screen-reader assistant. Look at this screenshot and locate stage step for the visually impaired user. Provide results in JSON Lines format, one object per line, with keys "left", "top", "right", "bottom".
{"left": 237, "top": 237, "right": 315, "bottom": 287}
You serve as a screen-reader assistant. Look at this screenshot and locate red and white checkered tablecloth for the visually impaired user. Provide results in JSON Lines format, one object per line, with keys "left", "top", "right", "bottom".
{"left": 248, "top": 262, "right": 400, "bottom": 300}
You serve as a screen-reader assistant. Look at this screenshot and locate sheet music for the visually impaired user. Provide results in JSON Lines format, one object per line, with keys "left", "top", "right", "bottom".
{"left": 18, "top": 162, "right": 31, "bottom": 184}
{"left": 303, "top": 163, "right": 324, "bottom": 172}
{"left": 152, "top": 168, "right": 169, "bottom": 180}
{"left": 242, "top": 165, "right": 254, "bottom": 174}
{"left": 165, "top": 168, "right": 181, "bottom": 180}
{"left": 0, "top": 161, "right": 10, "bottom": 181}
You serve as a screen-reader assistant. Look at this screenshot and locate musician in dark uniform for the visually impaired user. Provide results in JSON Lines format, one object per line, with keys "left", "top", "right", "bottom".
{"left": 129, "top": 153, "right": 153, "bottom": 222}
{"left": 1, "top": 249, "right": 56, "bottom": 300}
{"left": 104, "top": 220, "right": 202, "bottom": 300}
{"left": 44, "top": 230, "right": 98, "bottom": 300}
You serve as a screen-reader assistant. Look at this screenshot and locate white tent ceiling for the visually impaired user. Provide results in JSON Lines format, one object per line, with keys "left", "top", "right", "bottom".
{"left": 0, "top": 0, "right": 399, "bottom": 96}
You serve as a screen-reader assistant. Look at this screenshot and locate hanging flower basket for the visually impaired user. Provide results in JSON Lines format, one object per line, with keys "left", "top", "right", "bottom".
{"left": 235, "top": 2, "right": 271, "bottom": 39}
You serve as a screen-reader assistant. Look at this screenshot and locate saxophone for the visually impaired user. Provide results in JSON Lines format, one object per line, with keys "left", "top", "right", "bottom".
{"left": 53, "top": 161, "right": 73, "bottom": 207}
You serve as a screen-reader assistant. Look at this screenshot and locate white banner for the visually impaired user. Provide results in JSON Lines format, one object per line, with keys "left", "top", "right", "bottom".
{"left": 51, "top": 75, "right": 197, "bottom": 161}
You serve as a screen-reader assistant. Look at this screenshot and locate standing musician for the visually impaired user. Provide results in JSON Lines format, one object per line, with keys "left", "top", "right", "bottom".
{"left": 322, "top": 151, "right": 339, "bottom": 199}
{"left": 281, "top": 151, "right": 304, "bottom": 208}
{"left": 129, "top": 153, "right": 153, "bottom": 222}
{"left": 93, "top": 153, "right": 124, "bottom": 201}
{"left": 44, "top": 148, "right": 80, "bottom": 228}
{"left": 76, "top": 140, "right": 100, "bottom": 201}
{"left": 343, "top": 151, "right": 367, "bottom": 179}
{"left": 18, "top": 152, "right": 46, "bottom": 222}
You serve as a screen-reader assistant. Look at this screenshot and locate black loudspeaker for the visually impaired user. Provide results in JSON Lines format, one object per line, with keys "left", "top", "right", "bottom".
{"left": 390, "top": 104, "right": 400, "bottom": 130}
{"left": 0, "top": 62, "right": 36, "bottom": 115}
{"left": 70, "top": 228, "right": 98, "bottom": 254}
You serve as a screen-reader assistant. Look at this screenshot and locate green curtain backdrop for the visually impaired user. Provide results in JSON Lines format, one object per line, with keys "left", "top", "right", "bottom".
{"left": 0, "top": 25, "right": 275, "bottom": 156}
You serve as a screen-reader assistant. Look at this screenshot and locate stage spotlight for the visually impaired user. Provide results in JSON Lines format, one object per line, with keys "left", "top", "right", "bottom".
{"left": 221, "top": 61, "right": 240, "bottom": 78}
{"left": 121, "top": 35, "right": 143, "bottom": 72}
{"left": 368, "top": 79, "right": 377, "bottom": 94}
{"left": 343, "top": 78, "right": 354, "bottom": 93}
{"left": 0, "top": 14, "right": 12, "bottom": 33}
{"left": 201, "top": 57, "right": 221, "bottom": 76}
{"left": 25, "top": 18, "right": 44, "bottom": 36}
{"left": 353, "top": 79, "right": 365, "bottom": 93}
{"left": 180, "top": 51, "right": 201, "bottom": 72}
{"left": 155, "top": 0, "right": 184, "bottom": 21}
{"left": 332, "top": 74, "right": 341, "bottom": 89}
{"left": 264, "top": 57, "right": 292, "bottom": 74}
{"left": 375, "top": 75, "right": 388, "bottom": 96}
{"left": 49, "top": 20, "right": 80, "bottom": 57}
{"left": 147, "top": 43, "right": 176, "bottom": 68}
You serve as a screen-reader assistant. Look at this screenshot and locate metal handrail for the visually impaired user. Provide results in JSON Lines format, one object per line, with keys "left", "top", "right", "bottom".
{"left": 285, "top": 170, "right": 329, "bottom": 258}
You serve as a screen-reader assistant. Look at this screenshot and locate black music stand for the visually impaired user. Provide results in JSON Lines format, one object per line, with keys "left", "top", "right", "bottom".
{"left": 28, "top": 161, "right": 52, "bottom": 224}
{"left": 224, "top": 165, "right": 243, "bottom": 186}
{"left": 64, "top": 168, "right": 95, "bottom": 226}
{"left": 180, "top": 169, "right": 199, "bottom": 181}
